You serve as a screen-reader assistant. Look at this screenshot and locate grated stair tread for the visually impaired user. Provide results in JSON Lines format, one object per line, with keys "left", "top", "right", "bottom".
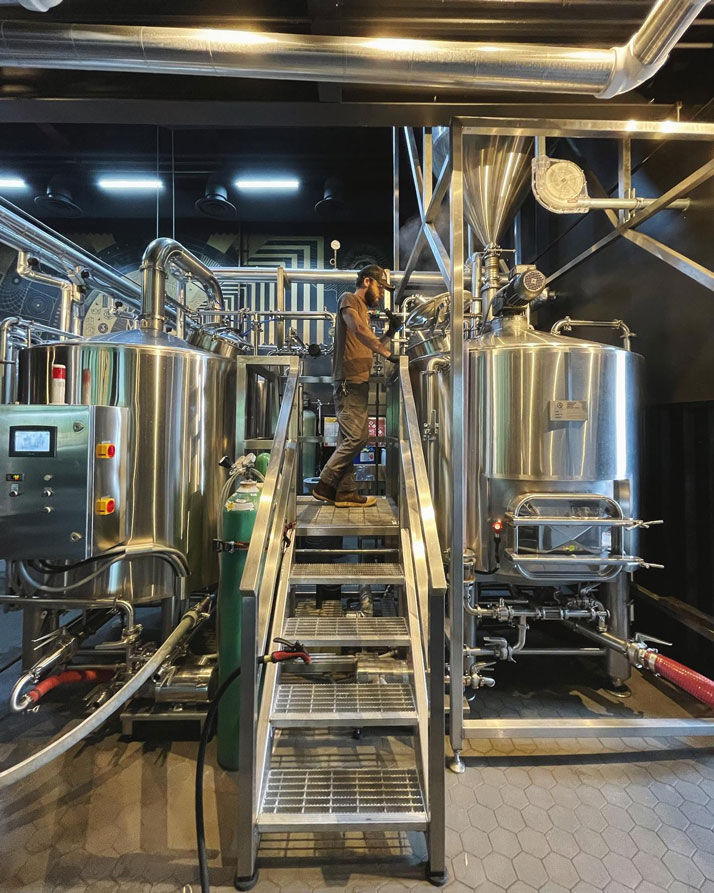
{"left": 257, "top": 767, "right": 426, "bottom": 831}
{"left": 295, "top": 496, "right": 399, "bottom": 536}
{"left": 283, "top": 615, "right": 410, "bottom": 646}
{"left": 290, "top": 562, "right": 403, "bottom": 585}
{"left": 271, "top": 682, "right": 417, "bottom": 727}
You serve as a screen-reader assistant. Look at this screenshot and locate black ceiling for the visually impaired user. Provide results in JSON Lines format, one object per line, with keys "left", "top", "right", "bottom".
{"left": 0, "top": 0, "right": 711, "bottom": 227}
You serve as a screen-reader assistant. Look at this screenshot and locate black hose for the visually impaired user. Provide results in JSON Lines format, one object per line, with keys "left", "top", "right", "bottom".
{"left": 195, "top": 664, "right": 242, "bottom": 893}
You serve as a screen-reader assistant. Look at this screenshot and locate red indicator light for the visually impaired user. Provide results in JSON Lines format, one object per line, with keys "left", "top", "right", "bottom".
{"left": 492, "top": 520, "right": 503, "bottom": 533}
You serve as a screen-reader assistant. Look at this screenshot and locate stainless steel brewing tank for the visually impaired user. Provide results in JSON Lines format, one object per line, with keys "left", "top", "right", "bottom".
{"left": 467, "top": 316, "right": 642, "bottom": 580}
{"left": 408, "top": 314, "right": 643, "bottom": 581}
{"left": 18, "top": 328, "right": 235, "bottom": 602}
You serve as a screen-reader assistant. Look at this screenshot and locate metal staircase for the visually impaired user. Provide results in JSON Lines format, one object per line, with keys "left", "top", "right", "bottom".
{"left": 233, "top": 357, "right": 447, "bottom": 889}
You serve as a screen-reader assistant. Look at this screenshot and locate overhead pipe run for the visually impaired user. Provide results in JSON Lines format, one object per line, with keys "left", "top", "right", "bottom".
{"left": 0, "top": 0, "right": 707, "bottom": 97}
{"left": 0, "top": 196, "right": 142, "bottom": 311}
{"left": 16, "top": 251, "right": 82, "bottom": 335}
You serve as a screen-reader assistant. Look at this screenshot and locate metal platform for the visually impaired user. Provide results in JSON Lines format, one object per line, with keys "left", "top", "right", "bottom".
{"left": 282, "top": 616, "right": 410, "bottom": 646}
{"left": 271, "top": 682, "right": 417, "bottom": 727}
{"left": 295, "top": 496, "right": 400, "bottom": 537}
{"left": 257, "top": 768, "right": 427, "bottom": 831}
{"left": 290, "top": 562, "right": 403, "bottom": 586}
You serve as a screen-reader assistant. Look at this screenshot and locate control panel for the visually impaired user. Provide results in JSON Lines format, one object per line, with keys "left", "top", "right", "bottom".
{"left": 0, "top": 405, "right": 128, "bottom": 560}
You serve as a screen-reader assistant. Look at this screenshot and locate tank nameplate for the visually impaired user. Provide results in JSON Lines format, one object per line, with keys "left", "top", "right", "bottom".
{"left": 549, "top": 400, "right": 588, "bottom": 421}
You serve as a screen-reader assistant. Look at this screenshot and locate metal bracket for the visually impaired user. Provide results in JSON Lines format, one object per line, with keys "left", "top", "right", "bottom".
{"left": 213, "top": 538, "right": 249, "bottom": 554}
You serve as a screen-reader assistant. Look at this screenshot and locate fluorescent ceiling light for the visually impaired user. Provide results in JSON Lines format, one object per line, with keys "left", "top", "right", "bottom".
{"left": 98, "top": 177, "right": 164, "bottom": 191}
{"left": 235, "top": 178, "right": 300, "bottom": 191}
{"left": 0, "top": 177, "right": 28, "bottom": 189}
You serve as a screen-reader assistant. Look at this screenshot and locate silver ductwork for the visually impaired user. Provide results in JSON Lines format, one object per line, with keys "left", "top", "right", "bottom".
{"left": 0, "top": 0, "right": 707, "bottom": 97}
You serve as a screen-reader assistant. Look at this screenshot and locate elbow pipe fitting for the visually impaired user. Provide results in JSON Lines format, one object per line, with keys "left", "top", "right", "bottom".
{"left": 140, "top": 238, "right": 224, "bottom": 333}
{"left": 599, "top": 0, "right": 710, "bottom": 98}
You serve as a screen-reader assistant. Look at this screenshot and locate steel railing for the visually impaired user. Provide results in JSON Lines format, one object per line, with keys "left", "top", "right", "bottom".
{"left": 390, "top": 356, "right": 447, "bottom": 877}
{"left": 236, "top": 354, "right": 300, "bottom": 878}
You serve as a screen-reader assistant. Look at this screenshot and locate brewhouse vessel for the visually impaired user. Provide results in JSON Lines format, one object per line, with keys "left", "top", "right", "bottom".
{"left": 19, "top": 327, "right": 235, "bottom": 603}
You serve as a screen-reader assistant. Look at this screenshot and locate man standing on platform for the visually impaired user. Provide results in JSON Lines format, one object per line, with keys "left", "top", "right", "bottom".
{"left": 312, "top": 265, "right": 401, "bottom": 508}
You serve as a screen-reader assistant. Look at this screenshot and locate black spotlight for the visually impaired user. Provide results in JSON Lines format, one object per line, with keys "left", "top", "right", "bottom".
{"left": 195, "top": 181, "right": 237, "bottom": 219}
{"left": 314, "top": 177, "right": 348, "bottom": 220}
{"left": 34, "top": 176, "right": 83, "bottom": 218}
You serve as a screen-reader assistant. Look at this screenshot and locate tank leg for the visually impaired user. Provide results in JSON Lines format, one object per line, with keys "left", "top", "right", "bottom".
{"left": 603, "top": 574, "right": 631, "bottom": 689}
{"left": 160, "top": 597, "right": 178, "bottom": 641}
{"left": 449, "top": 750, "right": 466, "bottom": 774}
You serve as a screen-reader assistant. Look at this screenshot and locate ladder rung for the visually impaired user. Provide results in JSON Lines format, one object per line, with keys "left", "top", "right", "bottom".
{"left": 283, "top": 616, "right": 410, "bottom": 646}
{"left": 257, "top": 768, "right": 427, "bottom": 832}
{"left": 290, "top": 562, "right": 403, "bottom": 586}
{"left": 270, "top": 683, "right": 417, "bottom": 728}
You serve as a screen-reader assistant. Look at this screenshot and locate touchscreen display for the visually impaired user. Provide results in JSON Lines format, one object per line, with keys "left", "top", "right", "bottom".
{"left": 9, "top": 427, "right": 56, "bottom": 457}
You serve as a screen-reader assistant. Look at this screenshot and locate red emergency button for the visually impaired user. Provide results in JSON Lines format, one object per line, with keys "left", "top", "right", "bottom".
{"left": 95, "top": 497, "right": 116, "bottom": 515}
{"left": 96, "top": 442, "right": 116, "bottom": 459}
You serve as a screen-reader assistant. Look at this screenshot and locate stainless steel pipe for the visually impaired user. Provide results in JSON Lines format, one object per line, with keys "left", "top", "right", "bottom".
{"left": 0, "top": 196, "right": 141, "bottom": 309}
{"left": 16, "top": 251, "right": 81, "bottom": 335}
{"left": 0, "top": 0, "right": 707, "bottom": 97}
{"left": 140, "top": 238, "right": 224, "bottom": 333}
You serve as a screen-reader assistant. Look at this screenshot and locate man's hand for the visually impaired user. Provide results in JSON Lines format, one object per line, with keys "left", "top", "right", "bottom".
{"left": 384, "top": 309, "right": 404, "bottom": 337}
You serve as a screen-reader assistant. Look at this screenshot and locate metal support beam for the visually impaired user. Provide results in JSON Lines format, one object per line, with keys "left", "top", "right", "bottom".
{"left": 463, "top": 717, "right": 714, "bottom": 738}
{"left": 546, "top": 155, "right": 714, "bottom": 285}
{"left": 449, "top": 120, "right": 465, "bottom": 759}
{"left": 563, "top": 138, "right": 714, "bottom": 293}
{"left": 395, "top": 128, "right": 454, "bottom": 304}
{"left": 618, "top": 138, "right": 633, "bottom": 224}
{"left": 461, "top": 117, "right": 714, "bottom": 140}
{"left": 392, "top": 127, "right": 400, "bottom": 271}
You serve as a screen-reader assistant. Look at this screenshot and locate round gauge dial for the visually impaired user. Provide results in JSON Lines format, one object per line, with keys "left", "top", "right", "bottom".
{"left": 543, "top": 160, "right": 586, "bottom": 202}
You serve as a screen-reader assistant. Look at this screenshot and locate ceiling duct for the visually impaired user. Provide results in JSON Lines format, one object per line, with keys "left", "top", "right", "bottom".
{"left": 314, "top": 177, "right": 348, "bottom": 221}
{"left": 433, "top": 128, "right": 532, "bottom": 249}
{"left": 0, "top": 0, "right": 707, "bottom": 98}
{"left": 34, "top": 177, "right": 83, "bottom": 218}
{"left": 0, "top": 0, "right": 62, "bottom": 9}
{"left": 195, "top": 181, "right": 237, "bottom": 220}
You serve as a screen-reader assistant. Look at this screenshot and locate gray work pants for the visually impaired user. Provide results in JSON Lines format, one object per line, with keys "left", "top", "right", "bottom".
{"left": 319, "top": 380, "right": 369, "bottom": 497}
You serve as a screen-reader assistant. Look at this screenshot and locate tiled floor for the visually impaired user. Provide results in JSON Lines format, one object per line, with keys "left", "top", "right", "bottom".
{"left": 2, "top": 612, "right": 714, "bottom": 893}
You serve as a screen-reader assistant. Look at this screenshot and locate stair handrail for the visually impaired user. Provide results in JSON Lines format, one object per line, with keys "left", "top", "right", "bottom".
{"left": 398, "top": 358, "right": 447, "bottom": 597}
{"left": 237, "top": 356, "right": 300, "bottom": 877}
{"left": 396, "top": 356, "right": 447, "bottom": 876}
{"left": 240, "top": 356, "right": 300, "bottom": 601}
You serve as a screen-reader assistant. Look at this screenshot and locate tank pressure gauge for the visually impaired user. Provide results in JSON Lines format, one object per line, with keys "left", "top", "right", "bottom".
{"left": 543, "top": 160, "right": 586, "bottom": 203}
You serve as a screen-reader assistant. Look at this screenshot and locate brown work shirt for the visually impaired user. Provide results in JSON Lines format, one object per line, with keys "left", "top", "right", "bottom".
{"left": 332, "top": 291, "right": 373, "bottom": 383}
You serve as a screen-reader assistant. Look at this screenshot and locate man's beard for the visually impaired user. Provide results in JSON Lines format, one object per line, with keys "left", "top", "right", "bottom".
{"left": 366, "top": 290, "right": 380, "bottom": 308}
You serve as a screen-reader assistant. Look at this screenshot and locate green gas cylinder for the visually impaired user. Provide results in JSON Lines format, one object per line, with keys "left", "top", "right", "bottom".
{"left": 217, "top": 480, "right": 260, "bottom": 770}
{"left": 255, "top": 452, "right": 270, "bottom": 479}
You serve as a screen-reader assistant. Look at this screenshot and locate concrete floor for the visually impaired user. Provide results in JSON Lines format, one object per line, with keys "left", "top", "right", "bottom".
{"left": 2, "top": 601, "right": 714, "bottom": 893}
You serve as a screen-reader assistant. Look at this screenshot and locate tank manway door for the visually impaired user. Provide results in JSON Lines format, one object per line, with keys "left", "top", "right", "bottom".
{"left": 505, "top": 493, "right": 652, "bottom": 581}
{"left": 0, "top": 405, "right": 128, "bottom": 560}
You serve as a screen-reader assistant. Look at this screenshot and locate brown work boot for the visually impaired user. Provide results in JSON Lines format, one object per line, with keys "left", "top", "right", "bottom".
{"left": 312, "top": 481, "right": 336, "bottom": 503}
{"left": 334, "top": 492, "right": 377, "bottom": 508}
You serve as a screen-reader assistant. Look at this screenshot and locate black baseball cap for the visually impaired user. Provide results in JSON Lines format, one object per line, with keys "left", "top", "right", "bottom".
{"left": 356, "top": 264, "right": 395, "bottom": 291}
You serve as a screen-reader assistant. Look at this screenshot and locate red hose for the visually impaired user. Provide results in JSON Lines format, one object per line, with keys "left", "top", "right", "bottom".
{"left": 645, "top": 653, "right": 714, "bottom": 707}
{"left": 25, "top": 668, "right": 115, "bottom": 705}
